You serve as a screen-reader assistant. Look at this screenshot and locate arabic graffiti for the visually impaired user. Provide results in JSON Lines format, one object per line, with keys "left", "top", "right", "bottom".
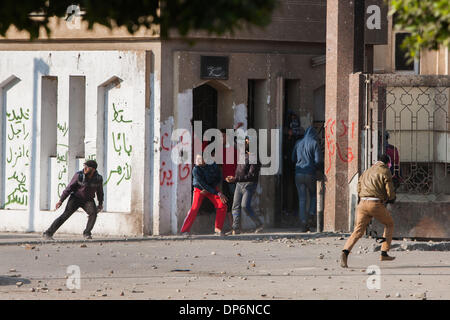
{"left": 6, "top": 107, "right": 30, "bottom": 122}
{"left": 179, "top": 163, "right": 190, "bottom": 181}
{"left": 57, "top": 122, "right": 69, "bottom": 137}
{"left": 159, "top": 129, "right": 191, "bottom": 187}
{"left": 104, "top": 162, "right": 131, "bottom": 185}
{"left": 112, "top": 132, "right": 132, "bottom": 157}
{"left": 6, "top": 144, "right": 30, "bottom": 169}
{"left": 112, "top": 103, "right": 132, "bottom": 124}
{"left": 56, "top": 144, "right": 69, "bottom": 197}
{"left": 104, "top": 102, "right": 133, "bottom": 187}
{"left": 86, "top": 154, "right": 96, "bottom": 161}
{"left": 4, "top": 106, "right": 31, "bottom": 208}
{"left": 325, "top": 118, "right": 356, "bottom": 175}
{"left": 4, "top": 172, "right": 28, "bottom": 207}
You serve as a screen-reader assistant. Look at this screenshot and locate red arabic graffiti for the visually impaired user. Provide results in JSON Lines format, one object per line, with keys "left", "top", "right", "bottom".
{"left": 160, "top": 161, "right": 174, "bottom": 186}
{"left": 325, "top": 118, "right": 355, "bottom": 174}
{"left": 178, "top": 163, "right": 191, "bottom": 181}
{"left": 160, "top": 129, "right": 191, "bottom": 186}
{"left": 161, "top": 132, "right": 170, "bottom": 151}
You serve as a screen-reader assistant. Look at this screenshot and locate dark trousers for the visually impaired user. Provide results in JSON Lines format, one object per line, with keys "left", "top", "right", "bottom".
{"left": 232, "top": 182, "right": 262, "bottom": 230}
{"left": 294, "top": 173, "right": 317, "bottom": 224}
{"left": 222, "top": 180, "right": 236, "bottom": 229}
{"left": 46, "top": 196, "right": 98, "bottom": 236}
{"left": 282, "top": 168, "right": 297, "bottom": 214}
{"left": 222, "top": 181, "right": 236, "bottom": 212}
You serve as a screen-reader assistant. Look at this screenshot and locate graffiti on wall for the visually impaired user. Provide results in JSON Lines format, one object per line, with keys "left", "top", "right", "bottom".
{"left": 56, "top": 143, "right": 69, "bottom": 197}
{"left": 325, "top": 118, "right": 356, "bottom": 174}
{"left": 104, "top": 102, "right": 132, "bottom": 186}
{"left": 4, "top": 107, "right": 31, "bottom": 208}
{"left": 57, "top": 121, "right": 69, "bottom": 137}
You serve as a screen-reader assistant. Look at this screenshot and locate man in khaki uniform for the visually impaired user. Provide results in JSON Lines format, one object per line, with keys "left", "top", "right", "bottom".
{"left": 340, "top": 154, "right": 396, "bottom": 268}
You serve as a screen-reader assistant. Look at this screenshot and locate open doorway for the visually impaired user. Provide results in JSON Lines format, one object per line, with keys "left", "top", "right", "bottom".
{"left": 279, "top": 79, "right": 302, "bottom": 227}
{"left": 192, "top": 83, "right": 218, "bottom": 214}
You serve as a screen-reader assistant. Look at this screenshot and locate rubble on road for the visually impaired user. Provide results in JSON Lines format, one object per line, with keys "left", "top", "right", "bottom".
{"left": 373, "top": 241, "right": 450, "bottom": 252}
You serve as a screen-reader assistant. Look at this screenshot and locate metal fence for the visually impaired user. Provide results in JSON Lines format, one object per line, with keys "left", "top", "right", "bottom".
{"left": 381, "top": 86, "right": 449, "bottom": 197}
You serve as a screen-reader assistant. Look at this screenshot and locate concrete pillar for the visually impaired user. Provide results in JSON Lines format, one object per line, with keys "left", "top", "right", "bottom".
{"left": 324, "top": 0, "right": 355, "bottom": 232}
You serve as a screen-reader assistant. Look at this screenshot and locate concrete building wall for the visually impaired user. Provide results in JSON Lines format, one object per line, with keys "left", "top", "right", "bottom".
{"left": 166, "top": 45, "right": 325, "bottom": 234}
{"left": 0, "top": 0, "right": 328, "bottom": 236}
{"left": 1, "top": 0, "right": 326, "bottom": 44}
{"left": 373, "top": 14, "right": 449, "bottom": 76}
{"left": 0, "top": 50, "right": 151, "bottom": 236}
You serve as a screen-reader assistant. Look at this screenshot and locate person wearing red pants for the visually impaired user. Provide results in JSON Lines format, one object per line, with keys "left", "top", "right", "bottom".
{"left": 181, "top": 154, "right": 228, "bottom": 236}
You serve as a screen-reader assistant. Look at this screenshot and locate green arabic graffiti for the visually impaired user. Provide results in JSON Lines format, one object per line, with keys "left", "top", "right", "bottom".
{"left": 104, "top": 163, "right": 132, "bottom": 186}
{"left": 112, "top": 132, "right": 132, "bottom": 157}
{"left": 6, "top": 145, "right": 30, "bottom": 168}
{"left": 58, "top": 183, "right": 67, "bottom": 198}
{"left": 57, "top": 122, "right": 69, "bottom": 137}
{"left": 112, "top": 103, "right": 132, "bottom": 123}
{"left": 6, "top": 107, "right": 30, "bottom": 122}
{"left": 4, "top": 172, "right": 28, "bottom": 207}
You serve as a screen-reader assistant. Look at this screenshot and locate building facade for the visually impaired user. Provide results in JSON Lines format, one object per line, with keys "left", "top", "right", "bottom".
{"left": 1, "top": 0, "right": 447, "bottom": 238}
{"left": 324, "top": 0, "right": 449, "bottom": 239}
{"left": 0, "top": 1, "right": 327, "bottom": 236}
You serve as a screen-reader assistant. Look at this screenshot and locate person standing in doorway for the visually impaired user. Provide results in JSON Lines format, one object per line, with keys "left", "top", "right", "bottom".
{"left": 225, "top": 136, "right": 264, "bottom": 235}
{"left": 340, "top": 154, "right": 396, "bottom": 268}
{"left": 220, "top": 128, "right": 238, "bottom": 229}
{"left": 180, "top": 154, "right": 228, "bottom": 236}
{"left": 292, "top": 126, "right": 322, "bottom": 231}
{"left": 43, "top": 160, "right": 104, "bottom": 240}
{"left": 282, "top": 127, "right": 303, "bottom": 225}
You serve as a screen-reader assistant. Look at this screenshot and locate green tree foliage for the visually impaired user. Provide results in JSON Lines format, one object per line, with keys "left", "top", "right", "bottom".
{"left": 390, "top": 0, "right": 450, "bottom": 59}
{"left": 0, "top": 0, "right": 278, "bottom": 39}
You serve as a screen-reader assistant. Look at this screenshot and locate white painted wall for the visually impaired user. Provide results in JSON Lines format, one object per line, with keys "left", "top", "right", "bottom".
{"left": 0, "top": 51, "right": 147, "bottom": 235}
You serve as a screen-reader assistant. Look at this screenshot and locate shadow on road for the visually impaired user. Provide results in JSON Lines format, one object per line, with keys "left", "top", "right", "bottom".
{"left": 0, "top": 276, "right": 31, "bottom": 286}
{"left": 0, "top": 234, "right": 39, "bottom": 240}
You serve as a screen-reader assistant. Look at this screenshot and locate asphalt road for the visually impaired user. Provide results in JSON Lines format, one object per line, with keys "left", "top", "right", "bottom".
{"left": 1, "top": 234, "right": 449, "bottom": 300}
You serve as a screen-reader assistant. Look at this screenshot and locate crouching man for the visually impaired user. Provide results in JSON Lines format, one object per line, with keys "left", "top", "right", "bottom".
{"left": 43, "top": 160, "right": 104, "bottom": 240}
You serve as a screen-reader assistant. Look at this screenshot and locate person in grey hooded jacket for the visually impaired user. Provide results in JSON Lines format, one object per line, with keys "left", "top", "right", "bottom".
{"left": 292, "top": 126, "right": 323, "bottom": 231}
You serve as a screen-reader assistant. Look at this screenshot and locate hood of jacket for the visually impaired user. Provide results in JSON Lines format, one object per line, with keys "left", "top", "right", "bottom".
{"left": 292, "top": 126, "right": 322, "bottom": 175}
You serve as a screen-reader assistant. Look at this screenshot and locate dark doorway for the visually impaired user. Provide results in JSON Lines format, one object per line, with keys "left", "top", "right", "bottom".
{"left": 279, "top": 80, "right": 302, "bottom": 227}
{"left": 192, "top": 84, "right": 218, "bottom": 214}
{"left": 193, "top": 84, "right": 218, "bottom": 133}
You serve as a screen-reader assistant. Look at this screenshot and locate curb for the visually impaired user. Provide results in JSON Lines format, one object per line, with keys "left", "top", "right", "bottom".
{"left": 0, "top": 231, "right": 346, "bottom": 246}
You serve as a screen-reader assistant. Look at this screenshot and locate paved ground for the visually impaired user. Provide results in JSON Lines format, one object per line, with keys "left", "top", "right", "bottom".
{"left": 0, "top": 231, "right": 449, "bottom": 300}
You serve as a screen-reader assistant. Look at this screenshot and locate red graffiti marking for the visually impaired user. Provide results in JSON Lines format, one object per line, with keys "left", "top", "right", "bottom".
{"left": 325, "top": 119, "right": 336, "bottom": 174}
{"left": 325, "top": 118, "right": 356, "bottom": 174}
{"left": 160, "top": 161, "right": 174, "bottom": 186}
{"left": 336, "top": 144, "right": 354, "bottom": 163}
{"left": 160, "top": 129, "right": 192, "bottom": 187}
{"left": 339, "top": 120, "right": 348, "bottom": 137}
{"left": 161, "top": 132, "right": 171, "bottom": 151}
{"left": 179, "top": 163, "right": 191, "bottom": 181}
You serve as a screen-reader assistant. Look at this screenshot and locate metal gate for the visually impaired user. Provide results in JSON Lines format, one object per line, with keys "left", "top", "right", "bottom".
{"left": 380, "top": 86, "right": 449, "bottom": 199}
{"left": 366, "top": 75, "right": 450, "bottom": 239}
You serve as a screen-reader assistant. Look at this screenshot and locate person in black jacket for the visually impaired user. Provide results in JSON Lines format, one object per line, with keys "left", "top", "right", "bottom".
{"left": 43, "top": 160, "right": 104, "bottom": 240}
{"left": 225, "top": 137, "right": 263, "bottom": 234}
